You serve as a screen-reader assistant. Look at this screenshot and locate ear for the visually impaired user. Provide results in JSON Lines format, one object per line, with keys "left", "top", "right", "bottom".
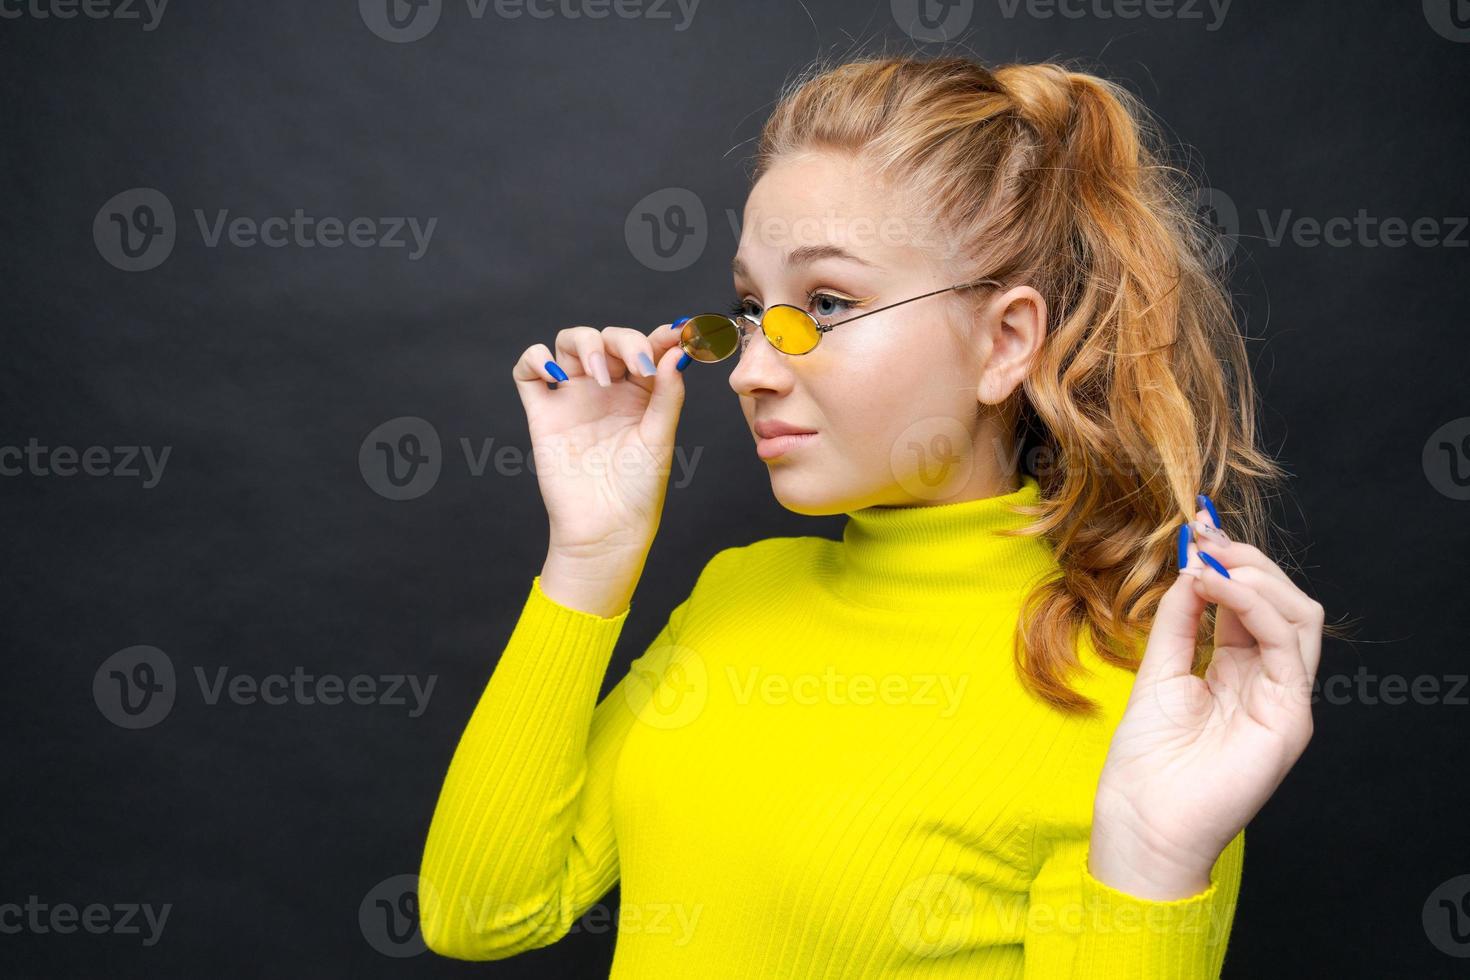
{"left": 977, "top": 286, "right": 1046, "bottom": 405}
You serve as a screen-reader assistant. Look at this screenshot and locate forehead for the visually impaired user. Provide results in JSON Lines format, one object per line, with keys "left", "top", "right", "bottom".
{"left": 735, "top": 151, "right": 932, "bottom": 275}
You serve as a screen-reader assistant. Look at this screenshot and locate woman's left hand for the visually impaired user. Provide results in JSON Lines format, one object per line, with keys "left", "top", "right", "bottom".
{"left": 1087, "top": 501, "right": 1324, "bottom": 900}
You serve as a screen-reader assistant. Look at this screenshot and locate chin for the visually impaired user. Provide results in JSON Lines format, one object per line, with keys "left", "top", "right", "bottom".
{"left": 764, "top": 463, "right": 863, "bottom": 517}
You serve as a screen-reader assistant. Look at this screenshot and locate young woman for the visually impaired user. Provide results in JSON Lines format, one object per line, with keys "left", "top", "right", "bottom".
{"left": 418, "top": 55, "right": 1325, "bottom": 978}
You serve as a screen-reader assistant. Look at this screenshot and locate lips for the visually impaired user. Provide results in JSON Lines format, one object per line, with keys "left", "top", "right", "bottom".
{"left": 753, "top": 419, "right": 818, "bottom": 439}
{"left": 753, "top": 419, "right": 819, "bottom": 461}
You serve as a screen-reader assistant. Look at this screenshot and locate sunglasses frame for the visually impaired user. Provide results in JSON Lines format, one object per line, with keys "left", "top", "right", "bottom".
{"left": 677, "top": 276, "right": 1004, "bottom": 364}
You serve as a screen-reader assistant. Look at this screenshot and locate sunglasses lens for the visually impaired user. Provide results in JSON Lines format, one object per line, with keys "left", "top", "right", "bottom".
{"left": 762, "top": 305, "right": 820, "bottom": 355}
{"left": 679, "top": 314, "right": 741, "bottom": 363}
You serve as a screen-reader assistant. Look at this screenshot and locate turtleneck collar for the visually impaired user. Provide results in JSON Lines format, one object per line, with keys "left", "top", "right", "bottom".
{"left": 831, "top": 473, "right": 1060, "bottom": 610}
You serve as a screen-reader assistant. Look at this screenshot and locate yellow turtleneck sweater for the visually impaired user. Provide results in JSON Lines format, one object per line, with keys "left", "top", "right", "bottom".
{"left": 418, "top": 474, "right": 1245, "bottom": 978}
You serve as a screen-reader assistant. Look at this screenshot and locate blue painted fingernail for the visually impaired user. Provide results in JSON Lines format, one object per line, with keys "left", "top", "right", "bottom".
{"left": 672, "top": 317, "right": 691, "bottom": 330}
{"left": 1197, "top": 493, "right": 1221, "bottom": 528}
{"left": 638, "top": 352, "right": 656, "bottom": 376}
{"left": 545, "top": 360, "right": 569, "bottom": 382}
{"left": 1198, "top": 551, "right": 1231, "bottom": 579}
{"left": 676, "top": 352, "right": 691, "bottom": 372}
{"left": 1176, "top": 523, "right": 1192, "bottom": 572}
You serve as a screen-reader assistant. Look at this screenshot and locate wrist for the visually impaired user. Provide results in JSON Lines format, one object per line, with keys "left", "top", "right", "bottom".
{"left": 1089, "top": 801, "right": 1217, "bottom": 901}
{"left": 1086, "top": 847, "right": 1212, "bottom": 901}
{"left": 539, "top": 549, "right": 646, "bottom": 618}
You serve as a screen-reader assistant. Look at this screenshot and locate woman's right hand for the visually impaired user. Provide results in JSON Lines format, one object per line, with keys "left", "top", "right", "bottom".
{"left": 512, "top": 323, "right": 689, "bottom": 616}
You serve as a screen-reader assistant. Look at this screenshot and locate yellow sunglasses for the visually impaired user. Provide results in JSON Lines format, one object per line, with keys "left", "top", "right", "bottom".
{"left": 674, "top": 276, "right": 1003, "bottom": 365}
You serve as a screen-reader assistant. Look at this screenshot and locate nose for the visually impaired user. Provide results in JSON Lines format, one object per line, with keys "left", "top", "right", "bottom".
{"left": 728, "top": 325, "right": 795, "bottom": 399}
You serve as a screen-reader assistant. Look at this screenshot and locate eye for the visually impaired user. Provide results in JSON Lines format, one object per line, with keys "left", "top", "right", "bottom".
{"left": 729, "top": 297, "right": 763, "bottom": 321}
{"left": 810, "top": 291, "right": 855, "bottom": 320}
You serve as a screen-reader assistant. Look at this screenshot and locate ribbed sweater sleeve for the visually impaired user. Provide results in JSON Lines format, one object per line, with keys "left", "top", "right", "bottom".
{"left": 1024, "top": 826, "right": 1245, "bottom": 979}
{"left": 417, "top": 575, "right": 688, "bottom": 960}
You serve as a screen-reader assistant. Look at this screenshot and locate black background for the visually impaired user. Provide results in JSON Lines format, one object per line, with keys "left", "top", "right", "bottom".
{"left": 3, "top": 1, "right": 1468, "bottom": 977}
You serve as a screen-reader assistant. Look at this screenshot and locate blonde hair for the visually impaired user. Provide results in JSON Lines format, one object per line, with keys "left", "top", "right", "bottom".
{"left": 752, "top": 53, "right": 1339, "bottom": 713}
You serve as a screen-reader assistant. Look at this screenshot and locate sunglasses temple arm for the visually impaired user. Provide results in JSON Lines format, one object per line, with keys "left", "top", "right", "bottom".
{"left": 829, "top": 278, "right": 1001, "bottom": 327}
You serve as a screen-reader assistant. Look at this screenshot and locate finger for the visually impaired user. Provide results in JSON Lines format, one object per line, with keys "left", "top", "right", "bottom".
{"left": 1185, "top": 507, "right": 1324, "bottom": 679}
{"left": 650, "top": 320, "right": 687, "bottom": 353}
{"left": 512, "top": 342, "right": 570, "bottom": 391}
{"left": 1134, "top": 568, "right": 1210, "bottom": 688}
{"left": 1187, "top": 510, "right": 1292, "bottom": 587}
{"left": 1189, "top": 563, "right": 1308, "bottom": 691}
{"left": 1201, "top": 565, "right": 1325, "bottom": 680}
{"left": 637, "top": 345, "right": 688, "bottom": 447}
{"left": 601, "top": 326, "right": 660, "bottom": 387}
{"left": 1183, "top": 505, "right": 1292, "bottom": 656}
{"left": 552, "top": 325, "right": 605, "bottom": 382}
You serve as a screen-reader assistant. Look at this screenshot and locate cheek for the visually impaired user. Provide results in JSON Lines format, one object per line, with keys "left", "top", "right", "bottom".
{"left": 812, "top": 317, "right": 974, "bottom": 461}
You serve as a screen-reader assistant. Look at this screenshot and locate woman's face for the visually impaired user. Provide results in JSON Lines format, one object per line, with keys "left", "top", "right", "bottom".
{"left": 728, "top": 150, "right": 1043, "bottom": 515}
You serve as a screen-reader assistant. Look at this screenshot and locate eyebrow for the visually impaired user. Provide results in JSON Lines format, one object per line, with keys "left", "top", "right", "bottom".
{"left": 731, "top": 244, "right": 877, "bottom": 279}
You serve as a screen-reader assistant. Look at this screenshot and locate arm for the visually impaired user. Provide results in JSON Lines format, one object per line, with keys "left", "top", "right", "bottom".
{"left": 1023, "top": 826, "right": 1244, "bottom": 979}
{"left": 1026, "top": 504, "right": 1319, "bottom": 977}
{"left": 417, "top": 574, "right": 690, "bottom": 960}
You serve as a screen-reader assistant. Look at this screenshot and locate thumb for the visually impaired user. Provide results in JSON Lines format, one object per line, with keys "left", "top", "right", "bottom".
{"left": 1135, "top": 570, "right": 1209, "bottom": 687}
{"left": 638, "top": 345, "right": 687, "bottom": 450}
